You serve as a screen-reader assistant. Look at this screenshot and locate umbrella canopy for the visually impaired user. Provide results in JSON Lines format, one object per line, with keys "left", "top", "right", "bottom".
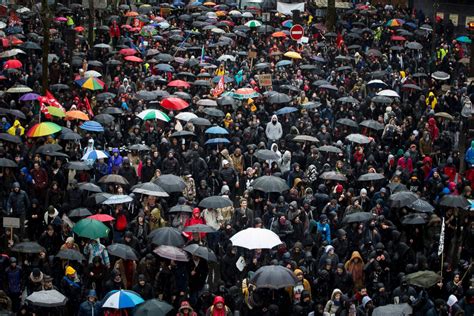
{"left": 98, "top": 174, "right": 129, "bottom": 185}
{"left": 320, "top": 171, "right": 347, "bottom": 181}
{"left": 153, "top": 245, "right": 189, "bottom": 262}
{"left": 402, "top": 213, "right": 427, "bottom": 225}
{"left": 68, "top": 207, "right": 93, "bottom": 217}
{"left": 81, "top": 150, "right": 109, "bottom": 161}
{"left": 346, "top": 133, "right": 371, "bottom": 144}
{"left": 73, "top": 218, "right": 110, "bottom": 239}
{"left": 88, "top": 214, "right": 115, "bottom": 222}
{"left": 76, "top": 77, "right": 105, "bottom": 90}
{"left": 251, "top": 265, "right": 297, "bottom": 289}
{"left": 169, "top": 204, "right": 193, "bottom": 213}
{"left": 0, "top": 133, "right": 21, "bottom": 143}
{"left": 342, "top": 212, "right": 374, "bottom": 224}
{"left": 132, "top": 182, "right": 169, "bottom": 197}
{"left": 12, "top": 241, "right": 45, "bottom": 253}
{"left": 439, "top": 195, "right": 469, "bottom": 208}
{"left": 255, "top": 149, "right": 280, "bottom": 161}
{"left": 149, "top": 227, "right": 185, "bottom": 247}
{"left": 372, "top": 304, "right": 412, "bottom": 316}
{"left": 431, "top": 71, "right": 450, "bottom": 81}
{"left": 198, "top": 196, "right": 233, "bottom": 209}
{"left": 134, "top": 299, "right": 173, "bottom": 316}
{"left": 318, "top": 145, "right": 342, "bottom": 154}
{"left": 377, "top": 89, "right": 400, "bottom": 98}
{"left": 137, "top": 109, "right": 170, "bottom": 122}
{"left": 80, "top": 121, "right": 105, "bottom": 132}
{"left": 408, "top": 199, "right": 434, "bottom": 213}
{"left": 252, "top": 176, "right": 289, "bottom": 193}
{"left": 26, "top": 122, "right": 62, "bottom": 137}
{"left": 161, "top": 97, "right": 189, "bottom": 111}
{"left": 102, "top": 290, "right": 144, "bottom": 309}
{"left": 230, "top": 228, "right": 282, "bottom": 249}
{"left": 182, "top": 224, "right": 216, "bottom": 233}
{"left": 26, "top": 290, "right": 67, "bottom": 307}
{"left": 154, "top": 174, "right": 186, "bottom": 192}
{"left": 205, "top": 126, "right": 229, "bottom": 135}
{"left": 389, "top": 191, "right": 418, "bottom": 208}
{"left": 0, "top": 157, "right": 17, "bottom": 167}
{"left": 175, "top": 112, "right": 198, "bottom": 122}
{"left": 65, "top": 161, "right": 92, "bottom": 171}
{"left": 359, "top": 119, "right": 384, "bottom": 131}
{"left": 107, "top": 243, "right": 138, "bottom": 260}
{"left": 102, "top": 195, "right": 133, "bottom": 205}
{"left": 293, "top": 135, "right": 319, "bottom": 143}
{"left": 56, "top": 249, "right": 85, "bottom": 261}
{"left": 184, "top": 244, "right": 217, "bottom": 262}
{"left": 357, "top": 173, "right": 385, "bottom": 181}
{"left": 406, "top": 270, "right": 441, "bottom": 288}
{"left": 275, "top": 107, "right": 298, "bottom": 115}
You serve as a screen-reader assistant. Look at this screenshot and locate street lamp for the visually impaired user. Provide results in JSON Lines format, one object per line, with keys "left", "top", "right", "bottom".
{"left": 468, "top": 22, "right": 474, "bottom": 77}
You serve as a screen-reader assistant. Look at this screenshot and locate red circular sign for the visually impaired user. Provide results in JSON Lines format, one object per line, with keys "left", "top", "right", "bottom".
{"left": 290, "top": 24, "right": 304, "bottom": 41}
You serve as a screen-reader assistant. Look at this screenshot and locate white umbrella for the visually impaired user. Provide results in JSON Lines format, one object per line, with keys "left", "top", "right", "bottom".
{"left": 377, "top": 89, "right": 400, "bottom": 98}
{"left": 81, "top": 150, "right": 109, "bottom": 161}
{"left": 84, "top": 70, "right": 102, "bottom": 78}
{"left": 230, "top": 228, "right": 282, "bottom": 249}
{"left": 242, "top": 12, "right": 254, "bottom": 18}
{"left": 367, "top": 79, "right": 388, "bottom": 88}
{"left": 26, "top": 290, "right": 67, "bottom": 307}
{"left": 175, "top": 112, "right": 198, "bottom": 122}
{"left": 431, "top": 71, "right": 450, "bottom": 80}
{"left": 102, "top": 195, "right": 134, "bottom": 205}
{"left": 217, "top": 55, "right": 236, "bottom": 62}
{"left": 211, "top": 28, "right": 226, "bottom": 34}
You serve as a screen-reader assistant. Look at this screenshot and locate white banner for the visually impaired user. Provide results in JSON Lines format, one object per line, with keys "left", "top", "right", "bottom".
{"left": 438, "top": 217, "right": 445, "bottom": 256}
{"left": 276, "top": 2, "right": 305, "bottom": 15}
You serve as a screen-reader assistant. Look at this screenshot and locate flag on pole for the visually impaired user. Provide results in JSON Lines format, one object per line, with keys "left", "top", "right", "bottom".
{"left": 83, "top": 96, "right": 94, "bottom": 118}
{"left": 211, "top": 75, "right": 225, "bottom": 97}
{"left": 38, "top": 98, "right": 51, "bottom": 119}
{"left": 438, "top": 217, "right": 445, "bottom": 256}
{"left": 45, "top": 90, "right": 65, "bottom": 111}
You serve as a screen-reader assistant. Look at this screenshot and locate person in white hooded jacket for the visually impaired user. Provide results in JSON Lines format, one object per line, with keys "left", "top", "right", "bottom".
{"left": 265, "top": 115, "right": 283, "bottom": 147}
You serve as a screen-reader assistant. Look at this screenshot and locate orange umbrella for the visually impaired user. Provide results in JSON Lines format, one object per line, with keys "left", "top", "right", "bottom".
{"left": 125, "top": 11, "right": 139, "bottom": 17}
{"left": 124, "top": 55, "right": 143, "bottom": 63}
{"left": 74, "top": 26, "right": 85, "bottom": 32}
{"left": 272, "top": 31, "right": 287, "bottom": 38}
{"left": 216, "top": 11, "right": 227, "bottom": 17}
{"left": 203, "top": 1, "right": 216, "bottom": 6}
{"left": 65, "top": 110, "right": 90, "bottom": 121}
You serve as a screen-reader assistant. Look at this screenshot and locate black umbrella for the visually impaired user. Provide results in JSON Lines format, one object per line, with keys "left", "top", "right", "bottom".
{"left": 12, "top": 241, "right": 45, "bottom": 253}
{"left": 406, "top": 270, "right": 441, "bottom": 288}
{"left": 183, "top": 244, "right": 217, "bottom": 262}
{"left": 268, "top": 92, "right": 291, "bottom": 104}
{"left": 293, "top": 135, "right": 319, "bottom": 143}
{"left": 252, "top": 176, "right": 289, "bottom": 193}
{"left": 439, "top": 195, "right": 470, "bottom": 209}
{"left": 68, "top": 208, "right": 92, "bottom": 217}
{"left": 36, "top": 144, "right": 62, "bottom": 154}
{"left": 198, "top": 196, "right": 233, "bottom": 209}
{"left": 78, "top": 183, "right": 102, "bottom": 193}
{"left": 98, "top": 174, "right": 129, "bottom": 185}
{"left": 94, "top": 114, "right": 115, "bottom": 125}
{"left": 203, "top": 108, "right": 225, "bottom": 117}
{"left": 0, "top": 133, "right": 21, "bottom": 143}
{"left": 320, "top": 171, "right": 347, "bottom": 182}
{"left": 318, "top": 145, "right": 342, "bottom": 154}
{"left": 250, "top": 265, "right": 297, "bottom": 289}
{"left": 337, "top": 96, "right": 360, "bottom": 104}
{"left": 96, "top": 92, "right": 116, "bottom": 101}
{"left": 182, "top": 224, "right": 216, "bottom": 233}
{"left": 373, "top": 304, "right": 412, "bottom": 316}
{"left": 346, "top": 133, "right": 371, "bottom": 144}
{"left": 0, "top": 158, "right": 17, "bottom": 168}
{"left": 372, "top": 95, "right": 393, "bottom": 104}
{"left": 408, "top": 199, "right": 434, "bottom": 213}
{"left": 217, "top": 96, "right": 235, "bottom": 106}
{"left": 134, "top": 299, "right": 173, "bottom": 316}
{"left": 149, "top": 227, "right": 185, "bottom": 247}
{"left": 154, "top": 174, "right": 186, "bottom": 193}
{"left": 60, "top": 132, "right": 82, "bottom": 141}
{"left": 402, "top": 214, "right": 427, "bottom": 225}
{"left": 389, "top": 191, "right": 418, "bottom": 208}
{"left": 132, "top": 182, "right": 169, "bottom": 197}
{"left": 169, "top": 204, "right": 193, "bottom": 213}
{"left": 254, "top": 149, "right": 280, "bottom": 161}
{"left": 107, "top": 243, "right": 138, "bottom": 260}
{"left": 56, "top": 249, "right": 85, "bottom": 261}
{"left": 342, "top": 212, "right": 374, "bottom": 224}
{"left": 65, "top": 161, "right": 92, "bottom": 171}
{"left": 103, "top": 107, "right": 123, "bottom": 115}
{"left": 387, "top": 182, "right": 408, "bottom": 193}
{"left": 359, "top": 120, "right": 384, "bottom": 131}
{"left": 129, "top": 144, "right": 151, "bottom": 151}
{"left": 336, "top": 118, "right": 359, "bottom": 128}
{"left": 357, "top": 173, "right": 385, "bottom": 181}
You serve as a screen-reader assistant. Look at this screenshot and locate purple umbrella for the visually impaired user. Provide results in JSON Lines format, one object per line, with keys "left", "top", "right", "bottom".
{"left": 19, "top": 93, "right": 40, "bottom": 101}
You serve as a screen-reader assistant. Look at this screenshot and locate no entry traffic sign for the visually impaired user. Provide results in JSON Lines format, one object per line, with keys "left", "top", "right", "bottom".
{"left": 290, "top": 24, "right": 304, "bottom": 41}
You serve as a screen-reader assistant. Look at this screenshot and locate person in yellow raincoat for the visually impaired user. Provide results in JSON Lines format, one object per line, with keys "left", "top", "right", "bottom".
{"left": 426, "top": 91, "right": 438, "bottom": 109}
{"left": 223, "top": 113, "right": 233, "bottom": 128}
{"left": 7, "top": 120, "right": 24, "bottom": 136}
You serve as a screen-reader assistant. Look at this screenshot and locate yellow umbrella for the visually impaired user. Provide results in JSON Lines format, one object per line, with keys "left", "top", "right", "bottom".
{"left": 284, "top": 51, "right": 302, "bottom": 59}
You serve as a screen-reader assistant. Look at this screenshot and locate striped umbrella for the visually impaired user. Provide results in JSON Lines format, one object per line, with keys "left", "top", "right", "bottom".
{"left": 26, "top": 122, "right": 62, "bottom": 137}
{"left": 137, "top": 109, "right": 170, "bottom": 122}
{"left": 75, "top": 77, "right": 105, "bottom": 90}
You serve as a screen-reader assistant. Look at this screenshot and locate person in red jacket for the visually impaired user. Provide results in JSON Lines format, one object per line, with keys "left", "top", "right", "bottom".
{"left": 109, "top": 20, "right": 120, "bottom": 48}
{"left": 183, "top": 208, "right": 206, "bottom": 240}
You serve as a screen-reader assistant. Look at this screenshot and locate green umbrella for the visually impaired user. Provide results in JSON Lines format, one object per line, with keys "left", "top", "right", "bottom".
{"left": 73, "top": 218, "right": 109, "bottom": 239}
{"left": 406, "top": 270, "right": 441, "bottom": 288}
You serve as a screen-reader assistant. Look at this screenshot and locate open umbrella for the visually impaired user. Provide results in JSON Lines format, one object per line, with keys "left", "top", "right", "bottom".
{"left": 408, "top": 199, "right": 434, "bottom": 213}
{"left": 169, "top": 204, "right": 193, "bottom": 213}
{"left": 81, "top": 150, "right": 109, "bottom": 161}
{"left": 318, "top": 145, "right": 342, "bottom": 154}
{"left": 268, "top": 92, "right": 291, "bottom": 104}
{"left": 359, "top": 120, "right": 384, "bottom": 131}
{"left": 149, "top": 227, "right": 184, "bottom": 247}
{"left": 252, "top": 176, "right": 289, "bottom": 193}
{"left": 26, "top": 122, "right": 62, "bottom": 137}
{"left": 184, "top": 244, "right": 217, "bottom": 262}
{"left": 98, "top": 174, "right": 129, "bottom": 185}
{"left": 154, "top": 174, "right": 186, "bottom": 192}
{"left": 320, "top": 171, "right": 348, "bottom": 181}
{"left": 73, "top": 218, "right": 110, "bottom": 239}
{"left": 132, "top": 182, "right": 169, "bottom": 197}
{"left": 251, "top": 265, "right": 297, "bottom": 289}
{"left": 431, "top": 71, "right": 450, "bottom": 81}
{"left": 205, "top": 126, "right": 228, "bottom": 135}
{"left": 65, "top": 161, "right": 92, "bottom": 171}
{"left": 230, "top": 228, "right": 282, "bottom": 249}
{"left": 26, "top": 290, "right": 67, "bottom": 307}
{"left": 88, "top": 214, "right": 115, "bottom": 222}
{"left": 198, "top": 196, "right": 233, "bottom": 209}
{"left": 254, "top": 149, "right": 280, "bottom": 161}
{"left": 357, "top": 173, "right": 385, "bottom": 181}
{"left": 102, "top": 195, "right": 133, "bottom": 205}
{"left": 377, "top": 89, "right": 400, "bottom": 98}
{"left": 439, "top": 195, "right": 470, "bottom": 208}
{"left": 402, "top": 213, "right": 427, "bottom": 225}
{"left": 161, "top": 97, "right": 189, "bottom": 111}
{"left": 0, "top": 158, "right": 17, "bottom": 167}
{"left": 183, "top": 224, "right": 216, "bottom": 233}
{"left": 293, "top": 135, "right": 319, "bottom": 143}
{"left": 137, "top": 109, "right": 170, "bottom": 122}
{"left": 373, "top": 304, "right": 412, "bottom": 316}
{"left": 134, "top": 299, "right": 173, "bottom": 316}
{"left": 153, "top": 245, "right": 189, "bottom": 262}
{"left": 68, "top": 208, "right": 93, "bottom": 217}
{"left": 0, "top": 133, "right": 21, "bottom": 143}
{"left": 80, "top": 121, "right": 105, "bottom": 132}
{"left": 406, "top": 270, "right": 441, "bottom": 288}
{"left": 102, "top": 290, "right": 144, "bottom": 309}
{"left": 342, "top": 212, "right": 374, "bottom": 224}
{"left": 107, "top": 244, "right": 138, "bottom": 260}
{"left": 12, "top": 241, "right": 45, "bottom": 253}
{"left": 346, "top": 133, "right": 371, "bottom": 144}
{"left": 56, "top": 249, "right": 85, "bottom": 261}
{"left": 389, "top": 191, "right": 418, "bottom": 208}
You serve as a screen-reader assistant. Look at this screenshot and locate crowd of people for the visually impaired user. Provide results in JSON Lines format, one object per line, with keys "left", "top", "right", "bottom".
{"left": 0, "top": 0, "right": 473, "bottom": 315}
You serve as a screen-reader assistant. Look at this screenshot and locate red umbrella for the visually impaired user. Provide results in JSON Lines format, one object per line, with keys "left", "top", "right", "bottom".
{"left": 4, "top": 59, "right": 22, "bottom": 69}
{"left": 168, "top": 80, "right": 190, "bottom": 88}
{"left": 161, "top": 97, "right": 189, "bottom": 111}
{"left": 124, "top": 55, "right": 143, "bottom": 63}
{"left": 74, "top": 26, "right": 85, "bottom": 32}
{"left": 88, "top": 214, "right": 115, "bottom": 222}
{"left": 391, "top": 35, "right": 406, "bottom": 41}
{"left": 119, "top": 48, "right": 137, "bottom": 56}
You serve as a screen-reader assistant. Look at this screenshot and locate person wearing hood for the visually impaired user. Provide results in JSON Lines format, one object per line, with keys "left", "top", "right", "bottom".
{"left": 265, "top": 115, "right": 283, "bottom": 148}
{"left": 43, "top": 205, "right": 61, "bottom": 229}
{"left": 206, "top": 296, "right": 232, "bottom": 316}
{"left": 61, "top": 266, "right": 82, "bottom": 316}
{"left": 465, "top": 140, "right": 474, "bottom": 166}
{"left": 428, "top": 117, "right": 439, "bottom": 141}
{"left": 6, "top": 182, "right": 30, "bottom": 238}
{"left": 279, "top": 150, "right": 292, "bottom": 174}
{"left": 178, "top": 300, "right": 198, "bottom": 316}
{"left": 357, "top": 296, "right": 374, "bottom": 316}
{"left": 78, "top": 290, "right": 100, "bottom": 316}
{"left": 447, "top": 294, "right": 462, "bottom": 316}
{"left": 345, "top": 251, "right": 365, "bottom": 291}
{"left": 7, "top": 120, "right": 24, "bottom": 136}
{"left": 323, "top": 289, "right": 343, "bottom": 316}
{"left": 26, "top": 268, "right": 43, "bottom": 295}
{"left": 82, "top": 138, "right": 95, "bottom": 166}
{"left": 426, "top": 91, "right": 438, "bottom": 109}
{"left": 289, "top": 269, "right": 312, "bottom": 304}
{"left": 184, "top": 208, "right": 207, "bottom": 240}
{"left": 220, "top": 245, "right": 239, "bottom": 288}
{"left": 108, "top": 148, "right": 123, "bottom": 174}
{"left": 118, "top": 157, "right": 138, "bottom": 186}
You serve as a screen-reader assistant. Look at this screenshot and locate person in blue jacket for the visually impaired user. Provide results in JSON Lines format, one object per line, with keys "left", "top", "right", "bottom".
{"left": 465, "top": 140, "right": 474, "bottom": 166}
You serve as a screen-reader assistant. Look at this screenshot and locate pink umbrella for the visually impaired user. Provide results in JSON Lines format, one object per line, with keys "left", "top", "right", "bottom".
{"left": 54, "top": 17, "right": 67, "bottom": 22}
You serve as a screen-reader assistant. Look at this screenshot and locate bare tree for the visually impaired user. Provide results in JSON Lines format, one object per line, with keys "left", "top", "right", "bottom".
{"left": 326, "top": 0, "right": 336, "bottom": 31}
{"left": 40, "top": 0, "right": 51, "bottom": 94}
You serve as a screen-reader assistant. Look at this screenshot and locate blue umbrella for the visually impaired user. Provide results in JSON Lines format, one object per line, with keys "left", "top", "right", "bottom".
{"left": 80, "top": 121, "right": 105, "bottom": 132}
{"left": 155, "top": 64, "right": 175, "bottom": 72}
{"left": 275, "top": 107, "right": 298, "bottom": 115}
{"left": 205, "top": 126, "right": 229, "bottom": 134}
{"left": 102, "top": 290, "right": 144, "bottom": 309}
{"left": 212, "top": 75, "right": 234, "bottom": 83}
{"left": 276, "top": 60, "right": 292, "bottom": 68}
{"left": 456, "top": 36, "right": 472, "bottom": 44}
{"left": 205, "top": 138, "right": 230, "bottom": 145}
{"left": 312, "top": 56, "right": 326, "bottom": 63}
{"left": 404, "top": 22, "right": 417, "bottom": 29}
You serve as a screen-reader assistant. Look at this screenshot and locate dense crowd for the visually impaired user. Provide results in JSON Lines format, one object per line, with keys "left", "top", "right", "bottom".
{"left": 0, "top": 1, "right": 473, "bottom": 316}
